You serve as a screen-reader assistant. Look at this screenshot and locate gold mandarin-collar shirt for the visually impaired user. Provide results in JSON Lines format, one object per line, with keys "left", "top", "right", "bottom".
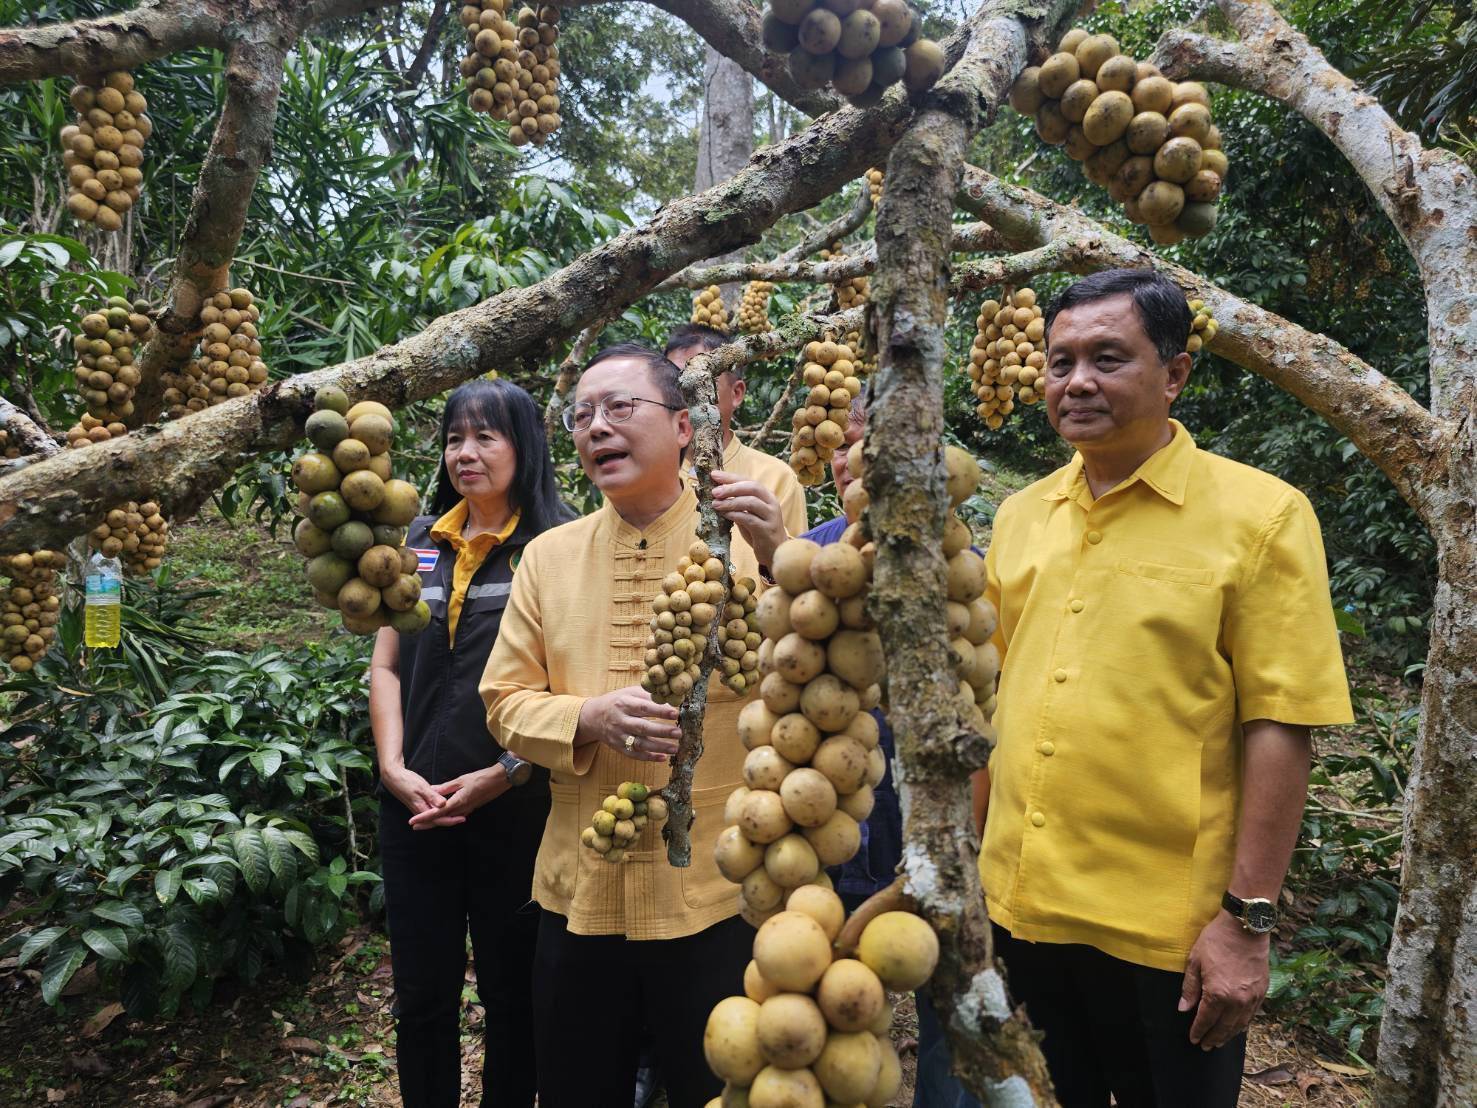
{"left": 978, "top": 420, "right": 1353, "bottom": 972}
{"left": 480, "top": 484, "right": 758, "bottom": 940}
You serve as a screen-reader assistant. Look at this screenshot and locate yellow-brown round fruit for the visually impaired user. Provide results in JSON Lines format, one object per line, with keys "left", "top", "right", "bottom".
{"left": 788, "top": 589, "right": 839, "bottom": 640}
{"left": 340, "top": 469, "right": 387, "bottom": 512}
{"left": 945, "top": 548, "right": 986, "bottom": 603}
{"left": 1008, "top": 66, "right": 1043, "bottom": 115}
{"left": 944, "top": 444, "right": 981, "bottom": 505}
{"left": 749, "top": 1065, "right": 823, "bottom": 1108}
{"left": 865, "top": 1039, "right": 902, "bottom": 1108}
{"left": 745, "top": 746, "right": 796, "bottom": 792}
{"left": 1037, "top": 52, "right": 1079, "bottom": 99}
{"left": 716, "top": 824, "right": 767, "bottom": 881}
{"left": 1138, "top": 179, "right": 1187, "bottom": 225}
{"left": 1114, "top": 155, "right": 1155, "bottom": 200}
{"left": 811, "top": 735, "right": 868, "bottom": 794}
{"left": 1034, "top": 99, "right": 1070, "bottom": 145}
{"left": 902, "top": 38, "right": 945, "bottom": 92}
{"left": 349, "top": 413, "right": 393, "bottom": 455}
{"left": 744, "top": 959, "right": 782, "bottom": 1004}
{"left": 771, "top": 539, "right": 821, "bottom": 595}
{"left": 814, "top": 1030, "right": 882, "bottom": 1105}
{"left": 802, "top": 809, "right": 862, "bottom": 865}
{"left": 1095, "top": 52, "right": 1137, "bottom": 93}
{"left": 292, "top": 452, "right": 341, "bottom": 494}
{"left": 1074, "top": 33, "right": 1119, "bottom": 79}
{"left": 771, "top": 712, "right": 821, "bottom": 764}
{"left": 773, "top": 632, "right": 826, "bottom": 685}
{"left": 1153, "top": 136, "right": 1203, "bottom": 184}
{"left": 739, "top": 789, "right": 794, "bottom": 845}
{"left": 752, "top": 911, "right": 833, "bottom": 992}
{"left": 808, "top": 543, "right": 866, "bottom": 599}
{"left": 1185, "top": 169, "right": 1223, "bottom": 203}
{"left": 704, "top": 996, "right": 765, "bottom": 1086}
{"left": 1125, "top": 110, "right": 1170, "bottom": 155}
{"left": 1171, "top": 81, "right": 1210, "bottom": 110}
{"left": 784, "top": 883, "right": 845, "bottom": 940}
{"left": 826, "top": 629, "right": 885, "bottom": 690}
{"left": 1131, "top": 73, "right": 1174, "bottom": 115}
{"left": 331, "top": 435, "right": 372, "bottom": 473}
{"left": 764, "top": 833, "right": 820, "bottom": 888}
{"left": 344, "top": 400, "right": 393, "bottom": 423}
{"left": 738, "top": 699, "right": 781, "bottom": 750}
{"left": 756, "top": 992, "right": 827, "bottom": 1069}
{"left": 816, "top": 958, "right": 886, "bottom": 1032}
{"left": 1202, "top": 148, "right": 1229, "bottom": 179}
{"left": 373, "top": 479, "right": 421, "bottom": 526}
{"left": 856, "top": 910, "right": 940, "bottom": 990}
{"left": 1081, "top": 88, "right": 1134, "bottom": 146}
{"left": 358, "top": 544, "right": 402, "bottom": 589}
{"left": 779, "top": 766, "right": 838, "bottom": 828}
{"left": 1168, "top": 101, "right": 1213, "bottom": 145}
{"left": 1059, "top": 78, "right": 1098, "bottom": 124}
{"left": 337, "top": 577, "right": 382, "bottom": 618}
{"left": 1057, "top": 27, "right": 1089, "bottom": 54}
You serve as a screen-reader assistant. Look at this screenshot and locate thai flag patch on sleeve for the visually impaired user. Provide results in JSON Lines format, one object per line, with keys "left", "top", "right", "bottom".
{"left": 412, "top": 548, "right": 439, "bottom": 574}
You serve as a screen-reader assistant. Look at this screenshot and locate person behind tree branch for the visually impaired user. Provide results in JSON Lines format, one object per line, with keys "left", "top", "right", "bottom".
{"left": 368, "top": 379, "right": 574, "bottom": 1108}
{"left": 665, "top": 323, "right": 809, "bottom": 542}
{"left": 942, "top": 268, "right": 1354, "bottom": 1106}
{"left": 480, "top": 343, "right": 787, "bottom": 1107}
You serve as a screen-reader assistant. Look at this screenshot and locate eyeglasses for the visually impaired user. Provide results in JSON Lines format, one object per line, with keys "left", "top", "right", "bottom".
{"left": 562, "top": 393, "right": 683, "bottom": 433}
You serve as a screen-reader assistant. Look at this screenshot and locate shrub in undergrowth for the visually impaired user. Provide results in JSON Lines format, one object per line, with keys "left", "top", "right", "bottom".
{"left": 0, "top": 573, "right": 380, "bottom": 1018}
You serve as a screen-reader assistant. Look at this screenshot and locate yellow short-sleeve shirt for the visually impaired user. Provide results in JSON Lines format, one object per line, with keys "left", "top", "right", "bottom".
{"left": 978, "top": 420, "right": 1353, "bottom": 972}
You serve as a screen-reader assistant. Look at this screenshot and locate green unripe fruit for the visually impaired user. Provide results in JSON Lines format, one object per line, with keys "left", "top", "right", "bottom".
{"left": 330, "top": 520, "right": 376, "bottom": 561}
{"left": 307, "top": 490, "right": 351, "bottom": 531}
{"left": 313, "top": 385, "right": 350, "bottom": 414}
{"left": 306, "top": 409, "right": 350, "bottom": 451}
{"left": 293, "top": 518, "right": 333, "bottom": 558}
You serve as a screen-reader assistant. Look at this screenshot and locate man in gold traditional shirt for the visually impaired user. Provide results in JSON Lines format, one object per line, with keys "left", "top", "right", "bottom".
{"left": 968, "top": 269, "right": 1353, "bottom": 1106}
{"left": 665, "top": 324, "right": 809, "bottom": 541}
{"left": 480, "top": 343, "right": 789, "bottom": 1108}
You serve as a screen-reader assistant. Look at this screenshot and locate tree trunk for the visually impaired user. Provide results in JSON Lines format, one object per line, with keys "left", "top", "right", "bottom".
{"left": 1377, "top": 442, "right": 1477, "bottom": 1106}
{"left": 693, "top": 45, "right": 753, "bottom": 309}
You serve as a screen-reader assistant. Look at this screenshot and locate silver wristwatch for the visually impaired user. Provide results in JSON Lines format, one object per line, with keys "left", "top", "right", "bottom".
{"left": 497, "top": 751, "right": 532, "bottom": 787}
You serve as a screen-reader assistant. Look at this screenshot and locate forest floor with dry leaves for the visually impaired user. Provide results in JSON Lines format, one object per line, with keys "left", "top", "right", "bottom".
{"left": 0, "top": 922, "right": 1370, "bottom": 1107}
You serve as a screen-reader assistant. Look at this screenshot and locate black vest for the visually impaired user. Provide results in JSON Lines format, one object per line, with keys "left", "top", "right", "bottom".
{"left": 396, "top": 513, "right": 549, "bottom": 797}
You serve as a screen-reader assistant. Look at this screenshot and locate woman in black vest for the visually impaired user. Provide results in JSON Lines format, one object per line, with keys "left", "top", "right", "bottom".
{"left": 369, "top": 378, "right": 573, "bottom": 1107}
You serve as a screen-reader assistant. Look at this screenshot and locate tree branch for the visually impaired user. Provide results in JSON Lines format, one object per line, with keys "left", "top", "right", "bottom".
{"left": 1151, "top": 0, "right": 1477, "bottom": 416}
{"left": 955, "top": 165, "right": 1449, "bottom": 525}
{"left": 778, "top": 182, "right": 875, "bottom": 262}
{"left": 130, "top": 27, "right": 295, "bottom": 424}
{"left": 0, "top": 397, "right": 60, "bottom": 470}
{"left": 866, "top": 0, "right": 1077, "bottom": 1102}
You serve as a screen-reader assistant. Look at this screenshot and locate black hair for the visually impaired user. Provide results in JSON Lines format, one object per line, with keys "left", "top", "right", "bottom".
{"left": 664, "top": 324, "right": 740, "bottom": 378}
{"left": 1043, "top": 268, "right": 1192, "bottom": 364}
{"left": 582, "top": 341, "right": 684, "bottom": 408}
{"left": 432, "top": 378, "right": 575, "bottom": 532}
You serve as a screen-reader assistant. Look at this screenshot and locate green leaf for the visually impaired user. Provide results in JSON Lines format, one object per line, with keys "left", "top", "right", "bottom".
{"left": 40, "top": 939, "right": 87, "bottom": 1005}
{"left": 184, "top": 876, "right": 220, "bottom": 905}
{"left": 154, "top": 868, "right": 181, "bottom": 906}
{"left": 1335, "top": 608, "right": 1366, "bottom": 636}
{"left": 17, "top": 925, "right": 67, "bottom": 968}
{"left": 249, "top": 748, "right": 283, "bottom": 778}
{"left": 0, "top": 240, "right": 27, "bottom": 268}
{"left": 261, "top": 826, "right": 295, "bottom": 882}
{"left": 232, "top": 828, "right": 271, "bottom": 895}
{"left": 160, "top": 922, "right": 197, "bottom": 991}
{"left": 91, "top": 901, "right": 145, "bottom": 929}
{"left": 82, "top": 927, "right": 128, "bottom": 961}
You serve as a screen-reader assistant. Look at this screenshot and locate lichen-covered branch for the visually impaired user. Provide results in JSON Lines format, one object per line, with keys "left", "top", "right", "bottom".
{"left": 865, "top": 0, "right": 1077, "bottom": 1103}
{"left": 0, "top": 397, "right": 59, "bottom": 469}
{"left": 778, "top": 183, "right": 875, "bottom": 262}
{"left": 954, "top": 167, "right": 1447, "bottom": 523}
{"left": 657, "top": 222, "right": 1001, "bottom": 291}
{"left": 661, "top": 349, "right": 732, "bottom": 867}
{"left": 542, "top": 321, "right": 607, "bottom": 437}
{"left": 130, "top": 29, "right": 293, "bottom": 423}
{"left": 1151, "top": 0, "right": 1476, "bottom": 413}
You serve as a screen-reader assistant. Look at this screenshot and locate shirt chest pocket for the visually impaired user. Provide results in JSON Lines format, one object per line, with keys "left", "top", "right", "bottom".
{"left": 1102, "top": 557, "right": 1224, "bottom": 667}
{"left": 1115, "top": 558, "right": 1215, "bottom": 587}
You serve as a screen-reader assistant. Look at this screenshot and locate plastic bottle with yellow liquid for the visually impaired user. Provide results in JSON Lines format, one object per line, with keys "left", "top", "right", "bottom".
{"left": 84, "top": 550, "right": 122, "bottom": 648}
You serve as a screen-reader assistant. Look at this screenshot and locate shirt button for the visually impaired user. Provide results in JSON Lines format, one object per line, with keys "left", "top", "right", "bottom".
{"left": 1086, "top": 530, "right": 1103, "bottom": 544}
{"left": 1053, "top": 669, "right": 1068, "bottom": 683}
{"left": 1031, "top": 811, "right": 1047, "bottom": 828}
{"left": 1069, "top": 599, "right": 1085, "bottom": 613}
{"left": 1038, "top": 741, "right": 1055, "bottom": 756}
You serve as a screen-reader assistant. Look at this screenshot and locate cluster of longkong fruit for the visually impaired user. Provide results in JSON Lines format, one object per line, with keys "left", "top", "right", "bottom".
{"left": 1009, "top": 28, "right": 1227, "bottom": 244}
{"left": 699, "top": 443, "right": 997, "bottom": 1107}
{"left": 88, "top": 502, "right": 169, "bottom": 576}
{"left": 289, "top": 387, "right": 429, "bottom": 636}
{"left": 788, "top": 336, "right": 866, "bottom": 487}
{"left": 637, "top": 540, "right": 762, "bottom": 706}
{"left": 581, "top": 781, "right": 669, "bottom": 863}
{"left": 65, "top": 295, "right": 152, "bottom": 446}
{"left": 865, "top": 167, "right": 883, "bottom": 206}
{"left": 161, "top": 288, "right": 269, "bottom": 419}
{"left": 458, "top": 0, "right": 562, "bottom": 146}
{"left": 739, "top": 281, "right": 774, "bottom": 334}
{"left": 0, "top": 551, "right": 64, "bottom": 673}
{"left": 693, "top": 285, "right": 731, "bottom": 333}
{"left": 761, "top": 0, "right": 944, "bottom": 103}
{"left": 62, "top": 72, "right": 150, "bottom": 232}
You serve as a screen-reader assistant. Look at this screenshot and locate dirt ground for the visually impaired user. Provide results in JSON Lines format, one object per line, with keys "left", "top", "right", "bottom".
{"left": 0, "top": 923, "right": 1370, "bottom": 1108}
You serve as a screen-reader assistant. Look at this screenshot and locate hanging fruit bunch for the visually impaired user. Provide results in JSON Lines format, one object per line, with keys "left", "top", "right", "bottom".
{"left": 1186, "top": 298, "right": 1217, "bottom": 352}
{"left": 459, "top": 0, "right": 562, "bottom": 147}
{"left": 1008, "top": 27, "right": 1226, "bottom": 244}
{"left": 88, "top": 502, "right": 169, "bottom": 576}
{"left": 966, "top": 287, "right": 1045, "bottom": 431}
{"left": 0, "top": 551, "right": 64, "bottom": 673}
{"left": 865, "top": 166, "right": 884, "bottom": 205}
{"left": 830, "top": 244, "right": 869, "bottom": 312}
{"left": 581, "top": 781, "right": 669, "bottom": 864}
{"left": 161, "top": 289, "right": 267, "bottom": 419}
{"left": 787, "top": 335, "right": 864, "bottom": 487}
{"left": 738, "top": 280, "right": 774, "bottom": 334}
{"left": 67, "top": 295, "right": 152, "bottom": 437}
{"left": 290, "top": 387, "right": 430, "bottom": 636}
{"left": 760, "top": 0, "right": 945, "bottom": 105}
{"left": 692, "top": 285, "right": 731, "bottom": 333}
{"left": 700, "top": 444, "right": 999, "bottom": 1107}
{"left": 62, "top": 71, "right": 150, "bottom": 233}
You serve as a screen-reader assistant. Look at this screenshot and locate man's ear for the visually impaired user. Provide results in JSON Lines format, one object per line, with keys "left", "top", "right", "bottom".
{"left": 675, "top": 408, "right": 694, "bottom": 450}
{"left": 1165, "top": 351, "right": 1192, "bottom": 404}
{"left": 730, "top": 376, "right": 746, "bottom": 409}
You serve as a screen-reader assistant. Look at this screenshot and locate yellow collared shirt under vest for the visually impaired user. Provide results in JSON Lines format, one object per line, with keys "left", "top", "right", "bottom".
{"left": 978, "top": 420, "right": 1353, "bottom": 972}
{"left": 429, "top": 501, "right": 521, "bottom": 646}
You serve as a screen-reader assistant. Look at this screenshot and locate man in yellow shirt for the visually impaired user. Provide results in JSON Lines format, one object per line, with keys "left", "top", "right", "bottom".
{"left": 971, "top": 269, "right": 1352, "bottom": 1106}
{"left": 665, "top": 324, "right": 809, "bottom": 540}
{"left": 481, "top": 342, "right": 789, "bottom": 1108}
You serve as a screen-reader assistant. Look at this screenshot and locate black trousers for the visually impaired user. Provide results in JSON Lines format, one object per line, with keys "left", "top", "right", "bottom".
{"left": 532, "top": 910, "right": 751, "bottom": 1108}
{"left": 379, "top": 789, "right": 547, "bottom": 1108}
{"left": 994, "top": 925, "right": 1245, "bottom": 1107}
